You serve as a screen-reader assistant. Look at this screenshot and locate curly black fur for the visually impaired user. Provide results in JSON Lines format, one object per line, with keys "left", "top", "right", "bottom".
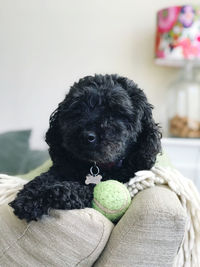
{"left": 10, "top": 74, "right": 162, "bottom": 222}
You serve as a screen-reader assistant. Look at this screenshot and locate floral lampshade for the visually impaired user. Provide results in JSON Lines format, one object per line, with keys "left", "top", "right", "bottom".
{"left": 155, "top": 5, "right": 200, "bottom": 66}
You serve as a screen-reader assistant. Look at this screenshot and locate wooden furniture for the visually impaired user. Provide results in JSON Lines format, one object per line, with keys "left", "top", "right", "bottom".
{"left": 162, "top": 138, "right": 200, "bottom": 191}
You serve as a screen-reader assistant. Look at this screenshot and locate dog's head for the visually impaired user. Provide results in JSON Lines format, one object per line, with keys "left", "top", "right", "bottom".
{"left": 46, "top": 74, "right": 161, "bottom": 169}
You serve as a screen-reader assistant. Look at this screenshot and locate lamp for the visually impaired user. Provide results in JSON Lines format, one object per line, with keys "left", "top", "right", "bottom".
{"left": 155, "top": 5, "right": 200, "bottom": 138}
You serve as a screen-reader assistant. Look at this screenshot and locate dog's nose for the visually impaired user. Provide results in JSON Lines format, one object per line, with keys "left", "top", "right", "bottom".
{"left": 87, "top": 132, "right": 96, "bottom": 143}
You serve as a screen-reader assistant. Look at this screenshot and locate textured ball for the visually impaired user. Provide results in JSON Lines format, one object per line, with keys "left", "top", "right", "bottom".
{"left": 92, "top": 180, "right": 131, "bottom": 222}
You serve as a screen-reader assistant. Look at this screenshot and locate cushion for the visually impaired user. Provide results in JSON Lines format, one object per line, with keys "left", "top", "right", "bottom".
{"left": 0, "top": 203, "right": 114, "bottom": 267}
{"left": 94, "top": 186, "right": 187, "bottom": 267}
{"left": 0, "top": 130, "right": 49, "bottom": 176}
{"left": 0, "top": 130, "right": 31, "bottom": 175}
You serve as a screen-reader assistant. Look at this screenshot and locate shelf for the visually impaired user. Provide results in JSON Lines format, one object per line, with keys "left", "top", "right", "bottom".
{"left": 162, "top": 137, "right": 200, "bottom": 147}
{"left": 161, "top": 137, "right": 200, "bottom": 190}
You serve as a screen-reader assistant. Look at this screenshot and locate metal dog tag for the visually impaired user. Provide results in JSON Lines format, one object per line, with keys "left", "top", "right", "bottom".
{"left": 85, "top": 174, "right": 102, "bottom": 185}
{"left": 85, "top": 162, "right": 102, "bottom": 185}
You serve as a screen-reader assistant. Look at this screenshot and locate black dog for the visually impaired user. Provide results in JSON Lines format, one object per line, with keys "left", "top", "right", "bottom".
{"left": 10, "top": 74, "right": 161, "bottom": 222}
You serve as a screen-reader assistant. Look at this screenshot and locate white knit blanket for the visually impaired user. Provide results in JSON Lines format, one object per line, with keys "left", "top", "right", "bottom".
{"left": 0, "top": 166, "right": 200, "bottom": 267}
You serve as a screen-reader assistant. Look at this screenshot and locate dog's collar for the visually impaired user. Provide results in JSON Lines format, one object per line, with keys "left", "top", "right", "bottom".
{"left": 85, "top": 158, "right": 124, "bottom": 185}
{"left": 97, "top": 158, "right": 124, "bottom": 170}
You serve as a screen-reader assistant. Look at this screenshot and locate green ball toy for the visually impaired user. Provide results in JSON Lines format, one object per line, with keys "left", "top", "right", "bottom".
{"left": 92, "top": 180, "right": 131, "bottom": 222}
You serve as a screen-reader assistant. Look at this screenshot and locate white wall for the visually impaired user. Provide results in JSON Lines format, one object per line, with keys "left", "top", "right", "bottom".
{"left": 0, "top": 0, "right": 198, "bottom": 149}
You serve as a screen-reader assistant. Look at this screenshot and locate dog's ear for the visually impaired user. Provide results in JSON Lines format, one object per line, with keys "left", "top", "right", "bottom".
{"left": 45, "top": 103, "right": 65, "bottom": 164}
{"left": 116, "top": 75, "right": 162, "bottom": 171}
{"left": 132, "top": 100, "right": 162, "bottom": 170}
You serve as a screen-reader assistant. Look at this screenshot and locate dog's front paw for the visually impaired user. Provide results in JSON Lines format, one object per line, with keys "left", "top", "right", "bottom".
{"left": 9, "top": 194, "right": 47, "bottom": 222}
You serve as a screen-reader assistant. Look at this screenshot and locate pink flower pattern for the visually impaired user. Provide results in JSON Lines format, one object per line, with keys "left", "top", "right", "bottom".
{"left": 158, "top": 7, "right": 180, "bottom": 33}
{"left": 179, "top": 6, "right": 195, "bottom": 28}
{"left": 156, "top": 5, "right": 200, "bottom": 60}
{"left": 174, "top": 39, "right": 199, "bottom": 58}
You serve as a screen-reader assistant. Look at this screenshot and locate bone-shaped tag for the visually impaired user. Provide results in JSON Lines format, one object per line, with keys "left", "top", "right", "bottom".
{"left": 85, "top": 174, "right": 102, "bottom": 185}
